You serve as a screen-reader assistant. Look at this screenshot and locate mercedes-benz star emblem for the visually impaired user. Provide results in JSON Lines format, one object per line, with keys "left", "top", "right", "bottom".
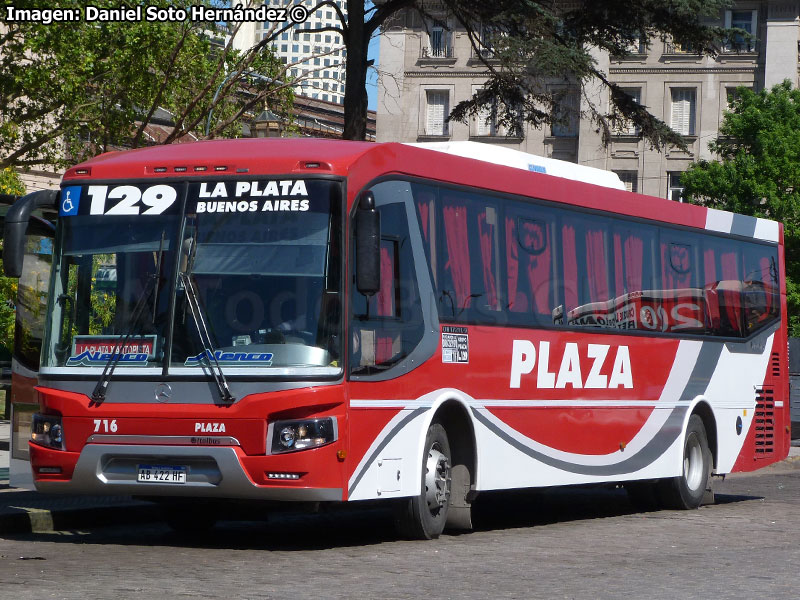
{"left": 155, "top": 383, "right": 172, "bottom": 403}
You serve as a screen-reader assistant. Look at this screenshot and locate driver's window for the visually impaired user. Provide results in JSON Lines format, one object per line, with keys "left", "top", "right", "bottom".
{"left": 350, "top": 197, "right": 424, "bottom": 375}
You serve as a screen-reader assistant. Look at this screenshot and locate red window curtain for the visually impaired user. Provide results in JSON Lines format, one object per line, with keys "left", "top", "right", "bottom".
{"left": 478, "top": 212, "right": 498, "bottom": 310}
{"left": 522, "top": 221, "right": 551, "bottom": 314}
{"left": 624, "top": 235, "right": 644, "bottom": 293}
{"left": 505, "top": 217, "right": 522, "bottom": 312}
{"left": 585, "top": 228, "right": 608, "bottom": 302}
{"left": 375, "top": 244, "right": 395, "bottom": 364}
{"left": 416, "top": 193, "right": 433, "bottom": 245}
{"left": 562, "top": 223, "right": 578, "bottom": 310}
{"left": 443, "top": 201, "right": 471, "bottom": 310}
{"left": 720, "top": 250, "right": 742, "bottom": 333}
{"left": 376, "top": 244, "right": 395, "bottom": 317}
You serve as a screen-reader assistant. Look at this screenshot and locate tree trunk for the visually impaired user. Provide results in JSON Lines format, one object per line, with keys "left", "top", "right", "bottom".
{"left": 343, "top": 0, "right": 369, "bottom": 141}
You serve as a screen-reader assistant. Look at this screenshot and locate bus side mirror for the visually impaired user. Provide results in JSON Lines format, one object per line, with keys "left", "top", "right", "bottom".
{"left": 355, "top": 190, "right": 380, "bottom": 296}
{"left": 3, "top": 190, "right": 59, "bottom": 278}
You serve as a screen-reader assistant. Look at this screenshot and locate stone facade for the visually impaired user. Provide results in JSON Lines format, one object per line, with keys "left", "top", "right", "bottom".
{"left": 377, "top": 1, "right": 800, "bottom": 198}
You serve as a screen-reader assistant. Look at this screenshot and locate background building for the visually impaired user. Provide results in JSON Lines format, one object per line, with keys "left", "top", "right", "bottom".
{"left": 232, "top": 0, "right": 348, "bottom": 104}
{"left": 377, "top": 1, "right": 800, "bottom": 199}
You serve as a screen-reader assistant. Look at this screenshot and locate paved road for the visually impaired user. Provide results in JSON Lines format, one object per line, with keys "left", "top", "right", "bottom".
{"left": 1, "top": 459, "right": 798, "bottom": 600}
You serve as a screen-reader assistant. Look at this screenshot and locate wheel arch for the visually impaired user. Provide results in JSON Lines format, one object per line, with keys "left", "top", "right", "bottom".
{"left": 431, "top": 398, "right": 478, "bottom": 494}
{"left": 423, "top": 395, "right": 479, "bottom": 530}
{"left": 688, "top": 398, "right": 718, "bottom": 470}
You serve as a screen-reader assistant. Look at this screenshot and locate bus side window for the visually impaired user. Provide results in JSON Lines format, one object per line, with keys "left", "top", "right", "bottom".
{"left": 351, "top": 200, "right": 424, "bottom": 374}
{"left": 741, "top": 243, "right": 779, "bottom": 334}
{"left": 658, "top": 232, "right": 705, "bottom": 335}
{"left": 504, "top": 210, "right": 555, "bottom": 326}
{"left": 437, "top": 191, "right": 501, "bottom": 322}
{"left": 702, "top": 239, "right": 744, "bottom": 336}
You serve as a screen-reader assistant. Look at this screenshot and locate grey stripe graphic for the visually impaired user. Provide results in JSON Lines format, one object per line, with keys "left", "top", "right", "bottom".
{"left": 730, "top": 213, "right": 757, "bottom": 238}
{"left": 348, "top": 407, "right": 427, "bottom": 497}
{"left": 473, "top": 341, "right": 724, "bottom": 477}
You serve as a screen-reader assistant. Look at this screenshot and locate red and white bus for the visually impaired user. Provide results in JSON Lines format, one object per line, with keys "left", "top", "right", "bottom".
{"left": 4, "top": 139, "right": 788, "bottom": 539}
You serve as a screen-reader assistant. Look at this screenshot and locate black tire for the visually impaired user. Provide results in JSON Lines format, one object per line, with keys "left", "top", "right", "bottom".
{"left": 394, "top": 423, "right": 452, "bottom": 540}
{"left": 162, "top": 501, "right": 219, "bottom": 534}
{"left": 659, "top": 414, "right": 712, "bottom": 510}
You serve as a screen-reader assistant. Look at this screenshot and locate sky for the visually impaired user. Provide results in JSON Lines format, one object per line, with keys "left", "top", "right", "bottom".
{"left": 366, "top": 33, "right": 380, "bottom": 111}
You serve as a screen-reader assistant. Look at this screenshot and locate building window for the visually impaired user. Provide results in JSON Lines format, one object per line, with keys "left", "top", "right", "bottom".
{"left": 551, "top": 89, "right": 579, "bottom": 137}
{"left": 475, "top": 101, "right": 498, "bottom": 136}
{"left": 614, "top": 88, "right": 641, "bottom": 135}
{"left": 614, "top": 171, "right": 639, "bottom": 193}
{"left": 670, "top": 88, "right": 696, "bottom": 136}
{"left": 425, "top": 90, "right": 449, "bottom": 136}
{"left": 667, "top": 171, "right": 685, "bottom": 202}
{"left": 725, "top": 10, "right": 757, "bottom": 52}
{"left": 725, "top": 86, "right": 752, "bottom": 110}
{"left": 627, "top": 35, "right": 647, "bottom": 54}
{"left": 425, "top": 25, "right": 453, "bottom": 58}
{"left": 472, "top": 23, "right": 496, "bottom": 58}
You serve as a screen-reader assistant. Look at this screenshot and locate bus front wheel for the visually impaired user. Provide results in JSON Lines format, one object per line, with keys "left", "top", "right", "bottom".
{"left": 659, "top": 414, "right": 712, "bottom": 510}
{"left": 394, "top": 423, "right": 452, "bottom": 539}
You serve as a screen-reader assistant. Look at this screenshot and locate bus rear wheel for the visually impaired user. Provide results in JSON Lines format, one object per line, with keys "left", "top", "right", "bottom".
{"left": 394, "top": 423, "right": 452, "bottom": 540}
{"left": 659, "top": 414, "right": 712, "bottom": 510}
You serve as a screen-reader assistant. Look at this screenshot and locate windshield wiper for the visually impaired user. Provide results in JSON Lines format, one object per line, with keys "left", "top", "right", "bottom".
{"left": 91, "top": 231, "right": 166, "bottom": 405}
{"left": 91, "top": 274, "right": 157, "bottom": 404}
{"left": 180, "top": 271, "right": 235, "bottom": 404}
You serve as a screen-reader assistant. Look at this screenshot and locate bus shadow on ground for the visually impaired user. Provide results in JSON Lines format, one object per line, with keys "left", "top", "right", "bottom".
{"left": 4, "top": 486, "right": 765, "bottom": 551}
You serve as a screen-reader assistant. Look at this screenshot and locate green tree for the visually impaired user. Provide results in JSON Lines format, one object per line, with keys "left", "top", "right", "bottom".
{"left": 682, "top": 80, "right": 800, "bottom": 334}
{"left": 337, "top": 0, "right": 736, "bottom": 143}
{"left": 0, "top": 170, "right": 25, "bottom": 358}
{"left": 1, "top": 0, "right": 294, "bottom": 170}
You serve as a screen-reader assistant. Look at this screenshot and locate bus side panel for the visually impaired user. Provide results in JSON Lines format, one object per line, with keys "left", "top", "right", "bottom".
{"left": 346, "top": 321, "right": 778, "bottom": 501}
{"left": 729, "top": 327, "right": 790, "bottom": 472}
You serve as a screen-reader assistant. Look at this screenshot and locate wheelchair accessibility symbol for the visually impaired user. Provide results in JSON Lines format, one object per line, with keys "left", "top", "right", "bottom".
{"left": 60, "top": 186, "right": 81, "bottom": 216}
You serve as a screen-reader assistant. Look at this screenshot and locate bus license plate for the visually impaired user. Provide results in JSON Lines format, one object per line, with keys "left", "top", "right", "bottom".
{"left": 137, "top": 464, "right": 187, "bottom": 484}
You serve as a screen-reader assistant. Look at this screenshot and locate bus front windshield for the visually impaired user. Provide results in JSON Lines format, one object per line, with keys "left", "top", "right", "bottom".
{"left": 42, "top": 178, "right": 343, "bottom": 374}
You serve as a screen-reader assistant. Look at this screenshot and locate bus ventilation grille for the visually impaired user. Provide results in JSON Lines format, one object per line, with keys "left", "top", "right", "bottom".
{"left": 770, "top": 352, "right": 781, "bottom": 378}
{"left": 754, "top": 387, "right": 775, "bottom": 455}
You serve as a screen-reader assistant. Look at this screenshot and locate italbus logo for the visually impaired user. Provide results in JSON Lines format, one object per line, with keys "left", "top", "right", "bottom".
{"left": 510, "top": 341, "right": 633, "bottom": 389}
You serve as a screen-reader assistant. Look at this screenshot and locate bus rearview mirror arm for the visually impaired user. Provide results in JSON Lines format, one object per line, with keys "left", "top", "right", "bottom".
{"left": 3, "top": 189, "right": 59, "bottom": 278}
{"left": 355, "top": 190, "right": 381, "bottom": 296}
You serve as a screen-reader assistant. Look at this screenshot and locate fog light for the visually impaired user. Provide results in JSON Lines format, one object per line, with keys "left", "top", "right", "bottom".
{"left": 270, "top": 417, "right": 337, "bottom": 454}
{"left": 31, "top": 414, "right": 65, "bottom": 450}
{"left": 267, "top": 472, "right": 301, "bottom": 480}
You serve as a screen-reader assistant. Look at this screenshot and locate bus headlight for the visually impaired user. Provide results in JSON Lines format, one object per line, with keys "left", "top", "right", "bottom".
{"left": 31, "top": 414, "right": 65, "bottom": 450}
{"left": 270, "top": 417, "right": 337, "bottom": 454}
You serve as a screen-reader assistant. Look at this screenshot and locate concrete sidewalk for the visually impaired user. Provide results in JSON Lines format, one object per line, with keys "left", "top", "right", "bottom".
{"left": 0, "top": 420, "right": 160, "bottom": 533}
{"left": 1, "top": 420, "right": 799, "bottom": 535}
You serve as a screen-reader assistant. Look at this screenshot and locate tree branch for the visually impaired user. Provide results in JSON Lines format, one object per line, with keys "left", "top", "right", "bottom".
{"left": 131, "top": 22, "right": 192, "bottom": 148}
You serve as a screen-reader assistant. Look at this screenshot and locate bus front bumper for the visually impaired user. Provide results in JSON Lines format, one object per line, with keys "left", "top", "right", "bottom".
{"left": 29, "top": 442, "right": 343, "bottom": 501}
